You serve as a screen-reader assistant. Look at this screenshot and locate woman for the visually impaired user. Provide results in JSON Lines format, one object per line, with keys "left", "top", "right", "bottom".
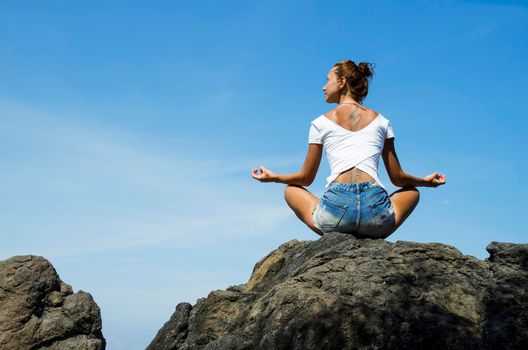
{"left": 251, "top": 59, "right": 446, "bottom": 238}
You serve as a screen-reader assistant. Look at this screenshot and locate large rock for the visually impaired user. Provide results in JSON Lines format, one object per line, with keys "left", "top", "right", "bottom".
{"left": 147, "top": 233, "right": 528, "bottom": 350}
{"left": 0, "top": 255, "right": 105, "bottom": 350}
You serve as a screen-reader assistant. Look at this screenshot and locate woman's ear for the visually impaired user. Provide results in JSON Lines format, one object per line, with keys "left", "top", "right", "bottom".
{"left": 339, "top": 78, "right": 347, "bottom": 91}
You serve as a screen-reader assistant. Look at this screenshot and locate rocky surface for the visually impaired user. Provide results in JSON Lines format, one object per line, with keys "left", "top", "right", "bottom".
{"left": 147, "top": 233, "right": 528, "bottom": 350}
{"left": 0, "top": 255, "right": 105, "bottom": 350}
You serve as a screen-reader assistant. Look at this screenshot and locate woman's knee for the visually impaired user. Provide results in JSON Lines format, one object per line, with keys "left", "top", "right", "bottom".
{"left": 405, "top": 187, "right": 420, "bottom": 209}
{"left": 284, "top": 184, "right": 303, "bottom": 197}
{"left": 413, "top": 187, "right": 420, "bottom": 205}
{"left": 399, "top": 186, "right": 420, "bottom": 202}
{"left": 410, "top": 186, "right": 420, "bottom": 201}
{"left": 284, "top": 184, "right": 293, "bottom": 197}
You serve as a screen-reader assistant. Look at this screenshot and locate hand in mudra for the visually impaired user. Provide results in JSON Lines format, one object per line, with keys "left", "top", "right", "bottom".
{"left": 423, "top": 172, "right": 446, "bottom": 187}
{"left": 251, "top": 165, "right": 276, "bottom": 183}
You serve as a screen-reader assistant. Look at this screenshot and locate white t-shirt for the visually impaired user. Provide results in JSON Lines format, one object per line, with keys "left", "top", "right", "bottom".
{"left": 308, "top": 113, "right": 395, "bottom": 191}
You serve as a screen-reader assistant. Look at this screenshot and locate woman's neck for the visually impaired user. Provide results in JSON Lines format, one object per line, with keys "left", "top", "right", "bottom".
{"left": 338, "top": 98, "right": 367, "bottom": 110}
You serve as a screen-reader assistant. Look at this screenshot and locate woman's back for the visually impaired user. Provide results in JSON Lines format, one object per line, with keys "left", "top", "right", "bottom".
{"left": 309, "top": 102, "right": 394, "bottom": 191}
{"left": 323, "top": 103, "right": 383, "bottom": 185}
{"left": 323, "top": 104, "right": 380, "bottom": 133}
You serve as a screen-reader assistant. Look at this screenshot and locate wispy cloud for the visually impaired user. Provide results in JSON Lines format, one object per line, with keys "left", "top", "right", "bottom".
{"left": 0, "top": 99, "right": 295, "bottom": 258}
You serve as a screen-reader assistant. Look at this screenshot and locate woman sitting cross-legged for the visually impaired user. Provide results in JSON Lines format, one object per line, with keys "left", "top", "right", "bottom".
{"left": 251, "top": 59, "right": 446, "bottom": 239}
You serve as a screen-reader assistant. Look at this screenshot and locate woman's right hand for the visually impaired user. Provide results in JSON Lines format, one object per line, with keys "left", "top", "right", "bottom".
{"left": 423, "top": 172, "right": 447, "bottom": 187}
{"left": 251, "top": 165, "right": 276, "bottom": 183}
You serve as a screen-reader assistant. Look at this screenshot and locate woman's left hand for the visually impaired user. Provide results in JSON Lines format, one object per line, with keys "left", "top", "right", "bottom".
{"left": 251, "top": 165, "right": 276, "bottom": 183}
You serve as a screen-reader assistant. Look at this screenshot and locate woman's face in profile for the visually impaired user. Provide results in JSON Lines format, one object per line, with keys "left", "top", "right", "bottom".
{"left": 322, "top": 68, "right": 342, "bottom": 104}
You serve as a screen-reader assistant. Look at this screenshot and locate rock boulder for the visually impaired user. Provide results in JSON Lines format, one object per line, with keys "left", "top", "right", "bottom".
{"left": 0, "top": 255, "right": 105, "bottom": 350}
{"left": 147, "top": 234, "right": 528, "bottom": 350}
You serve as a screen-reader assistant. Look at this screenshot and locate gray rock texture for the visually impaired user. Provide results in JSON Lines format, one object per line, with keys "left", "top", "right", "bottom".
{"left": 147, "top": 233, "right": 528, "bottom": 350}
{"left": 0, "top": 255, "right": 105, "bottom": 350}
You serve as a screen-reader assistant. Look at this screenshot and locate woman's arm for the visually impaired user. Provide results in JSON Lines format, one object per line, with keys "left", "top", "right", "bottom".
{"left": 382, "top": 138, "right": 446, "bottom": 188}
{"left": 252, "top": 144, "right": 323, "bottom": 186}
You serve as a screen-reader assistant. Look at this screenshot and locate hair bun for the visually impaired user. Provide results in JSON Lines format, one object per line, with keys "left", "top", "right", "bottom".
{"left": 358, "top": 62, "right": 374, "bottom": 79}
{"left": 332, "top": 59, "right": 375, "bottom": 103}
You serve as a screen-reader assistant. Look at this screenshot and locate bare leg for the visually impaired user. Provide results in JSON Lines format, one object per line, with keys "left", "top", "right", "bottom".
{"left": 383, "top": 186, "right": 420, "bottom": 238}
{"left": 283, "top": 185, "right": 324, "bottom": 236}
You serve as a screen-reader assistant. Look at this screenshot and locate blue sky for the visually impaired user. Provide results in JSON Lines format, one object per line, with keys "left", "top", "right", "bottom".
{"left": 1, "top": 1, "right": 527, "bottom": 349}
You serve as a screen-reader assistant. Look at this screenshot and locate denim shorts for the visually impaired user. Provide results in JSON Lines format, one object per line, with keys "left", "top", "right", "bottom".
{"left": 312, "top": 180, "right": 396, "bottom": 238}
